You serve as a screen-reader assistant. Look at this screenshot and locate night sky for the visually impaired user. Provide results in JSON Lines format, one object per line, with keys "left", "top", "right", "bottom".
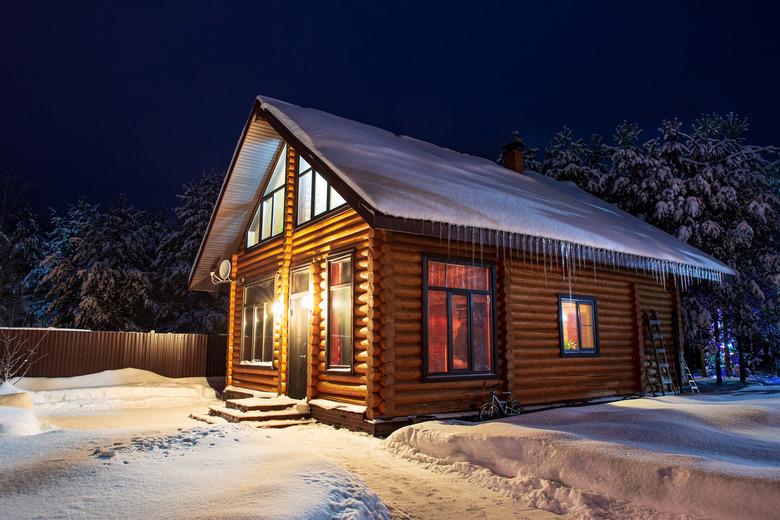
{"left": 2, "top": 1, "right": 779, "bottom": 214}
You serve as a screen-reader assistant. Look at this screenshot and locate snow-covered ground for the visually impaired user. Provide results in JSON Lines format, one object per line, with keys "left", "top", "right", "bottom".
{"left": 0, "top": 370, "right": 389, "bottom": 519}
{"left": 0, "top": 369, "right": 552, "bottom": 519}
{"left": 3, "top": 369, "right": 779, "bottom": 519}
{"left": 386, "top": 392, "right": 780, "bottom": 519}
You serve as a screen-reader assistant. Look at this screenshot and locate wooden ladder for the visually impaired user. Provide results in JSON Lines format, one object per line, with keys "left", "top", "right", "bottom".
{"left": 681, "top": 358, "right": 700, "bottom": 394}
{"left": 643, "top": 310, "right": 678, "bottom": 396}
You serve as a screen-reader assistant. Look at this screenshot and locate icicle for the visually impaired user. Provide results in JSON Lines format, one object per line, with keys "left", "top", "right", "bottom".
{"left": 542, "top": 238, "right": 548, "bottom": 285}
{"left": 446, "top": 224, "right": 451, "bottom": 258}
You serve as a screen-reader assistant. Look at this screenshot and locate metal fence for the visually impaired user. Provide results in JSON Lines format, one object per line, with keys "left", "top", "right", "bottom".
{"left": 0, "top": 328, "right": 226, "bottom": 379}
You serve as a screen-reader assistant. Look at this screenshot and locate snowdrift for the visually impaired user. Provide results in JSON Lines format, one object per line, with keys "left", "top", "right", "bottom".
{"left": 0, "top": 382, "right": 41, "bottom": 436}
{"left": 15, "top": 368, "right": 219, "bottom": 414}
{"left": 385, "top": 393, "right": 780, "bottom": 519}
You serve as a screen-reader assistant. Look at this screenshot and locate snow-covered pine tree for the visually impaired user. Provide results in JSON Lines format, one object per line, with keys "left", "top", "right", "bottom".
{"left": 537, "top": 114, "right": 780, "bottom": 365}
{"left": 540, "top": 127, "right": 609, "bottom": 195}
{"left": 71, "top": 195, "right": 156, "bottom": 331}
{"left": 152, "top": 171, "right": 227, "bottom": 333}
{"left": 0, "top": 205, "right": 44, "bottom": 325}
{"left": 27, "top": 199, "right": 102, "bottom": 327}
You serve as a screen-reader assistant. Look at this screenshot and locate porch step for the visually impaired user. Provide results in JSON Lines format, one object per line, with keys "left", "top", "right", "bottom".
{"left": 225, "top": 396, "right": 301, "bottom": 413}
{"left": 222, "top": 385, "right": 277, "bottom": 401}
{"left": 208, "top": 404, "right": 310, "bottom": 423}
{"left": 245, "top": 418, "right": 317, "bottom": 429}
{"left": 189, "top": 412, "right": 228, "bottom": 425}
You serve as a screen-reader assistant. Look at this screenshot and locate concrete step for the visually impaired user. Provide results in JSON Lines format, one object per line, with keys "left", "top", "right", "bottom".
{"left": 208, "top": 404, "right": 310, "bottom": 423}
{"left": 225, "top": 396, "right": 302, "bottom": 413}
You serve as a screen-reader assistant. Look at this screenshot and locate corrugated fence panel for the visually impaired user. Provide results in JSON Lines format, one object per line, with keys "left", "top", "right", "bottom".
{"left": 0, "top": 328, "right": 226, "bottom": 379}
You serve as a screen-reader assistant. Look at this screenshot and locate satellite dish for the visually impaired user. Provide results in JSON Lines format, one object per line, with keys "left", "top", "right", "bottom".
{"left": 210, "top": 259, "right": 233, "bottom": 285}
{"left": 218, "top": 259, "right": 232, "bottom": 280}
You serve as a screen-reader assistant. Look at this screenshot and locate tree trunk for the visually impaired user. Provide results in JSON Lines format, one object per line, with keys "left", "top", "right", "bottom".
{"left": 713, "top": 314, "right": 722, "bottom": 385}
{"left": 699, "top": 346, "right": 708, "bottom": 377}
{"left": 737, "top": 335, "right": 747, "bottom": 384}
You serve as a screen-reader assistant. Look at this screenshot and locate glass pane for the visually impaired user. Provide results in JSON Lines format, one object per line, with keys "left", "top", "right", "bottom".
{"left": 314, "top": 172, "right": 328, "bottom": 215}
{"left": 241, "top": 306, "right": 253, "bottom": 362}
{"left": 561, "top": 300, "right": 579, "bottom": 351}
{"left": 329, "top": 285, "right": 353, "bottom": 367}
{"left": 253, "top": 306, "right": 263, "bottom": 361}
{"left": 446, "top": 264, "right": 489, "bottom": 291}
{"left": 262, "top": 301, "right": 274, "bottom": 362}
{"left": 451, "top": 294, "right": 469, "bottom": 370}
{"left": 272, "top": 189, "right": 284, "bottom": 236}
{"left": 298, "top": 155, "right": 311, "bottom": 174}
{"left": 247, "top": 206, "right": 261, "bottom": 247}
{"left": 579, "top": 303, "right": 595, "bottom": 349}
{"left": 428, "top": 261, "right": 446, "bottom": 287}
{"left": 472, "top": 294, "right": 491, "bottom": 371}
{"left": 245, "top": 279, "right": 274, "bottom": 306}
{"left": 291, "top": 269, "right": 310, "bottom": 294}
{"left": 330, "top": 257, "right": 352, "bottom": 285}
{"left": 329, "top": 186, "right": 346, "bottom": 209}
{"left": 297, "top": 171, "right": 312, "bottom": 224}
{"left": 263, "top": 145, "right": 287, "bottom": 196}
{"left": 261, "top": 198, "right": 272, "bottom": 240}
{"left": 427, "top": 290, "right": 448, "bottom": 373}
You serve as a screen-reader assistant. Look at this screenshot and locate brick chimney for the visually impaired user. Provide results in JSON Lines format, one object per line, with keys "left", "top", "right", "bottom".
{"left": 501, "top": 133, "right": 525, "bottom": 174}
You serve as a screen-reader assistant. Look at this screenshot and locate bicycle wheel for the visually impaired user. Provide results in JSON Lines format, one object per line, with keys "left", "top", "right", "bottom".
{"left": 479, "top": 403, "right": 501, "bottom": 421}
{"left": 507, "top": 401, "right": 524, "bottom": 416}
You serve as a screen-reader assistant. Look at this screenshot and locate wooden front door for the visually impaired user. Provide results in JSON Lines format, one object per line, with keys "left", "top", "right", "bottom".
{"left": 287, "top": 268, "right": 311, "bottom": 400}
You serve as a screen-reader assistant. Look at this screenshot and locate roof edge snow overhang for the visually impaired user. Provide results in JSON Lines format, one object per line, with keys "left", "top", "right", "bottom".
{"left": 190, "top": 97, "right": 735, "bottom": 292}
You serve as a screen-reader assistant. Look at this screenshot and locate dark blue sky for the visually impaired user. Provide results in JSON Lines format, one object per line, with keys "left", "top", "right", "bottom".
{"left": 2, "top": 1, "right": 778, "bottom": 213}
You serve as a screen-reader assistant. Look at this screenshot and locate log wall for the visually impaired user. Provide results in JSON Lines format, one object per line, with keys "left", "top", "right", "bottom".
{"left": 374, "top": 231, "right": 681, "bottom": 417}
{"left": 227, "top": 146, "right": 372, "bottom": 407}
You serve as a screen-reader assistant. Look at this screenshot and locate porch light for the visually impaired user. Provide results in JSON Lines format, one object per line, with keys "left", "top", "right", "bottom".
{"left": 272, "top": 299, "right": 284, "bottom": 317}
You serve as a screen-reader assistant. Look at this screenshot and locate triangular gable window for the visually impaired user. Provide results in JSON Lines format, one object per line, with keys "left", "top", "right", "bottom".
{"left": 247, "top": 145, "right": 287, "bottom": 247}
{"left": 296, "top": 154, "right": 346, "bottom": 225}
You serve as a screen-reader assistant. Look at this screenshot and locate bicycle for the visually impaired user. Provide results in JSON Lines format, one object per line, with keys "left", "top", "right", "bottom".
{"left": 479, "top": 384, "right": 523, "bottom": 421}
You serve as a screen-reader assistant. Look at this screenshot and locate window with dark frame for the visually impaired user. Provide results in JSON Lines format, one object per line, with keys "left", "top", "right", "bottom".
{"left": 247, "top": 145, "right": 287, "bottom": 247}
{"left": 424, "top": 258, "right": 495, "bottom": 378}
{"left": 241, "top": 278, "right": 276, "bottom": 365}
{"left": 327, "top": 253, "right": 353, "bottom": 370}
{"left": 558, "top": 295, "right": 599, "bottom": 356}
{"left": 296, "top": 154, "right": 347, "bottom": 225}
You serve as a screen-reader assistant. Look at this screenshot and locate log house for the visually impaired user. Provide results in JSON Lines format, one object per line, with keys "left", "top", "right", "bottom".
{"left": 189, "top": 97, "right": 733, "bottom": 434}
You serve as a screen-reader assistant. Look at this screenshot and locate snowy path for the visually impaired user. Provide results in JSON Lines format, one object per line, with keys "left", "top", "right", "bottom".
{"left": 1, "top": 405, "right": 555, "bottom": 518}
{"left": 0, "top": 419, "right": 388, "bottom": 519}
{"left": 264, "top": 424, "right": 558, "bottom": 520}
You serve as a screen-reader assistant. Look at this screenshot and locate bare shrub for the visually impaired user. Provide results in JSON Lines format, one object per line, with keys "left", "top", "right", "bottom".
{"left": 0, "top": 329, "right": 46, "bottom": 384}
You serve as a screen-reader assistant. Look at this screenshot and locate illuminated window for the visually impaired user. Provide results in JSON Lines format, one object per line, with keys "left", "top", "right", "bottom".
{"left": 296, "top": 154, "right": 347, "bottom": 225}
{"left": 424, "top": 258, "right": 495, "bottom": 378}
{"left": 558, "top": 295, "right": 599, "bottom": 356}
{"left": 241, "top": 277, "right": 276, "bottom": 365}
{"left": 247, "top": 145, "right": 287, "bottom": 247}
{"left": 327, "top": 253, "right": 353, "bottom": 370}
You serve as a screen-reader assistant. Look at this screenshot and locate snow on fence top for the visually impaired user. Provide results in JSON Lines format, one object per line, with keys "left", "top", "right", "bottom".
{"left": 260, "top": 96, "right": 734, "bottom": 284}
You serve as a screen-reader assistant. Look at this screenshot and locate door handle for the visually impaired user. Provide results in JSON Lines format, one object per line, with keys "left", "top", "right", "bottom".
{"left": 300, "top": 355, "right": 306, "bottom": 358}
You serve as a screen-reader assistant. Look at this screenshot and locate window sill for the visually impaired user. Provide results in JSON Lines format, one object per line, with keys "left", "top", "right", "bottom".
{"left": 238, "top": 361, "right": 275, "bottom": 370}
{"left": 423, "top": 372, "right": 498, "bottom": 383}
{"left": 245, "top": 233, "right": 284, "bottom": 252}
{"left": 325, "top": 366, "right": 353, "bottom": 375}
{"left": 294, "top": 205, "right": 350, "bottom": 231}
{"left": 560, "top": 351, "right": 600, "bottom": 358}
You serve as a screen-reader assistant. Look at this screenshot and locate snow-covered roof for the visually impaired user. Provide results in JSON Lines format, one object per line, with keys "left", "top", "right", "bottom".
{"left": 261, "top": 97, "right": 732, "bottom": 278}
{"left": 190, "top": 96, "right": 733, "bottom": 291}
